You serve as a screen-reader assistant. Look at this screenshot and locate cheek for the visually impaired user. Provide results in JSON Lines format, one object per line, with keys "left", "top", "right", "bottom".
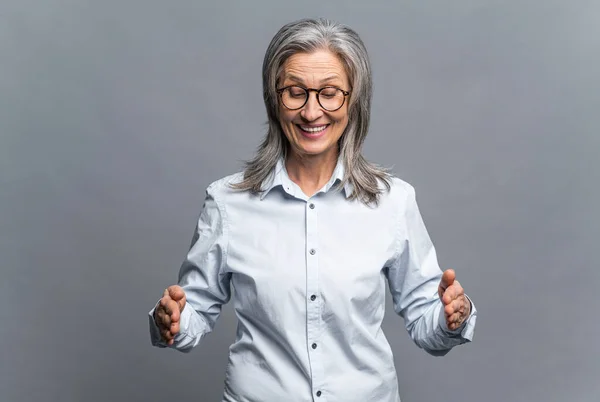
{"left": 333, "top": 117, "right": 349, "bottom": 141}
{"left": 278, "top": 110, "right": 296, "bottom": 126}
{"left": 278, "top": 115, "right": 297, "bottom": 142}
{"left": 333, "top": 106, "right": 349, "bottom": 125}
{"left": 277, "top": 115, "right": 289, "bottom": 130}
{"left": 333, "top": 113, "right": 349, "bottom": 130}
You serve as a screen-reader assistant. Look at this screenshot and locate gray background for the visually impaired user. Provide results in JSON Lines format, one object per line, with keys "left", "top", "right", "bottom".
{"left": 1, "top": 1, "right": 599, "bottom": 401}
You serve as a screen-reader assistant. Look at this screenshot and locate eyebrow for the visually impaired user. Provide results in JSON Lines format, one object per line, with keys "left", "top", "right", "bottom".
{"left": 283, "top": 74, "right": 343, "bottom": 86}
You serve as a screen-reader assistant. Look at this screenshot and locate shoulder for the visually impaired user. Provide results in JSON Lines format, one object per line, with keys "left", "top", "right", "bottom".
{"left": 381, "top": 175, "right": 416, "bottom": 204}
{"left": 205, "top": 171, "right": 245, "bottom": 199}
{"left": 195, "top": 171, "right": 246, "bottom": 223}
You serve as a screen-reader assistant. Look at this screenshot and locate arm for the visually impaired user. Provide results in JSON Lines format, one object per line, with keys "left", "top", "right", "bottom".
{"left": 148, "top": 183, "right": 231, "bottom": 353}
{"left": 385, "top": 184, "right": 477, "bottom": 356}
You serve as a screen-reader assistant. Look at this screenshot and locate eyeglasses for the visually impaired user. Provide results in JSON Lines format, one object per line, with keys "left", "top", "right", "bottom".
{"left": 276, "top": 85, "right": 350, "bottom": 112}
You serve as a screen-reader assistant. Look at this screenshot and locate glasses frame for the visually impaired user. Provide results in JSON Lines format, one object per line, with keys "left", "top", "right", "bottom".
{"left": 276, "top": 85, "right": 351, "bottom": 112}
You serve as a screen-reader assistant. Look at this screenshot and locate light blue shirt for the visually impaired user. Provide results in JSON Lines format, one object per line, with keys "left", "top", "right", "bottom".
{"left": 149, "top": 157, "right": 477, "bottom": 402}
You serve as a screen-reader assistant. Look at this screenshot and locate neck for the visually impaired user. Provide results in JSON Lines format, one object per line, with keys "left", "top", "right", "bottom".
{"left": 285, "top": 149, "right": 339, "bottom": 197}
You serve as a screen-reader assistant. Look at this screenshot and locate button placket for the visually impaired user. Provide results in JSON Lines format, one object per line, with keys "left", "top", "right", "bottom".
{"left": 305, "top": 199, "right": 324, "bottom": 399}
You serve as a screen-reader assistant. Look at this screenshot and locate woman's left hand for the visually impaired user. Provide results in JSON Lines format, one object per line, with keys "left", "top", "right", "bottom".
{"left": 438, "top": 269, "right": 471, "bottom": 331}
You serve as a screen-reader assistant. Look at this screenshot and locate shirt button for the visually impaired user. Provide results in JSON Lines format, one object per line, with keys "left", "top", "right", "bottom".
{"left": 310, "top": 294, "right": 316, "bottom": 301}
{"left": 312, "top": 343, "right": 317, "bottom": 349}
{"left": 316, "top": 391, "right": 322, "bottom": 397}
{"left": 309, "top": 203, "right": 315, "bottom": 209}
{"left": 310, "top": 249, "right": 316, "bottom": 255}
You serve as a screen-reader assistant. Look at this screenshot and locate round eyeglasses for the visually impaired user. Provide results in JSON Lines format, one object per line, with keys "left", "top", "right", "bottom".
{"left": 276, "top": 85, "right": 350, "bottom": 112}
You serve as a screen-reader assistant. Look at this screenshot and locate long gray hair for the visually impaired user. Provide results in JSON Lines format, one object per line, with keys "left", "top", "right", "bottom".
{"left": 229, "top": 18, "right": 392, "bottom": 205}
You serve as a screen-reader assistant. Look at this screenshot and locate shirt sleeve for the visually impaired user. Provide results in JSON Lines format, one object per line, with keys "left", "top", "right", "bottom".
{"left": 385, "top": 183, "right": 477, "bottom": 356}
{"left": 148, "top": 182, "right": 231, "bottom": 352}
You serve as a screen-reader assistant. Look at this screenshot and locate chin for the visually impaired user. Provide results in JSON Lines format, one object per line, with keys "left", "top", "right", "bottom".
{"left": 295, "top": 142, "right": 336, "bottom": 157}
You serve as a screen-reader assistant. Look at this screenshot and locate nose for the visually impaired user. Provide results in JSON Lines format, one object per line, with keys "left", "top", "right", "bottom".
{"left": 300, "top": 91, "right": 323, "bottom": 121}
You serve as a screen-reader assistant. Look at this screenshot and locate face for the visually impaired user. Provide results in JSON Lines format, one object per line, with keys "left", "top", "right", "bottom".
{"left": 277, "top": 49, "right": 350, "bottom": 160}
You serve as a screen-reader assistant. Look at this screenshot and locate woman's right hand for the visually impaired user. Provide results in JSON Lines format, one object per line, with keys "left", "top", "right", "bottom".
{"left": 154, "top": 285, "right": 187, "bottom": 345}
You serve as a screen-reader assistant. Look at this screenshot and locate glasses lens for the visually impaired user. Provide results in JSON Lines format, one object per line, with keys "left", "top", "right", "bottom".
{"left": 281, "top": 86, "right": 307, "bottom": 109}
{"left": 318, "top": 87, "right": 345, "bottom": 111}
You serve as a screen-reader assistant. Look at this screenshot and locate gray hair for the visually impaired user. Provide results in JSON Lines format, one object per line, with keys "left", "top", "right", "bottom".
{"left": 229, "top": 18, "right": 392, "bottom": 205}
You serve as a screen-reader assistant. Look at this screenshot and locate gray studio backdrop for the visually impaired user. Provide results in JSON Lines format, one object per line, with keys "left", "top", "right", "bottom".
{"left": 1, "top": 1, "right": 599, "bottom": 401}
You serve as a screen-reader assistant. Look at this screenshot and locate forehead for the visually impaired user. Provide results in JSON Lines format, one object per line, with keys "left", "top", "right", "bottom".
{"left": 281, "top": 49, "right": 348, "bottom": 86}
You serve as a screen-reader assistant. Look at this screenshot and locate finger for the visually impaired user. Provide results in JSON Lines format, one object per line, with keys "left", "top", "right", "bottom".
{"left": 167, "top": 299, "right": 180, "bottom": 323}
{"left": 159, "top": 296, "right": 172, "bottom": 313}
{"left": 155, "top": 308, "right": 167, "bottom": 327}
{"left": 168, "top": 286, "right": 185, "bottom": 303}
{"left": 452, "top": 280, "right": 464, "bottom": 296}
{"left": 442, "top": 286, "right": 457, "bottom": 304}
{"left": 444, "top": 298, "right": 461, "bottom": 316}
{"left": 169, "top": 286, "right": 187, "bottom": 312}
{"left": 442, "top": 281, "right": 464, "bottom": 304}
{"left": 160, "top": 328, "right": 173, "bottom": 342}
{"left": 440, "top": 269, "right": 455, "bottom": 290}
{"left": 161, "top": 313, "right": 172, "bottom": 328}
{"left": 442, "top": 288, "right": 453, "bottom": 305}
{"left": 448, "top": 293, "right": 468, "bottom": 315}
{"left": 448, "top": 311, "right": 464, "bottom": 325}
{"left": 163, "top": 328, "right": 173, "bottom": 340}
{"left": 448, "top": 320, "right": 462, "bottom": 331}
{"left": 438, "top": 269, "right": 456, "bottom": 299}
{"left": 157, "top": 304, "right": 174, "bottom": 325}
{"left": 170, "top": 321, "right": 180, "bottom": 335}
{"left": 176, "top": 294, "right": 186, "bottom": 313}
{"left": 452, "top": 298, "right": 467, "bottom": 316}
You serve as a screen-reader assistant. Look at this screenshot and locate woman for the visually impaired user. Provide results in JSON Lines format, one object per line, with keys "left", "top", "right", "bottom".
{"left": 149, "top": 18, "right": 476, "bottom": 402}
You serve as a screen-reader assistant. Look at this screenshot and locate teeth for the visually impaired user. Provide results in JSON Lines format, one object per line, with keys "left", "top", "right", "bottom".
{"left": 300, "top": 125, "right": 327, "bottom": 133}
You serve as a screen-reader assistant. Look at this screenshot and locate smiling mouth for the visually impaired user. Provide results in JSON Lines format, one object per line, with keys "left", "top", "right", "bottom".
{"left": 297, "top": 124, "right": 329, "bottom": 133}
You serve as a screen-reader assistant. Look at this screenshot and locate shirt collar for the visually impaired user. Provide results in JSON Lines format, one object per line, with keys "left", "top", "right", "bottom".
{"left": 260, "top": 156, "right": 353, "bottom": 200}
